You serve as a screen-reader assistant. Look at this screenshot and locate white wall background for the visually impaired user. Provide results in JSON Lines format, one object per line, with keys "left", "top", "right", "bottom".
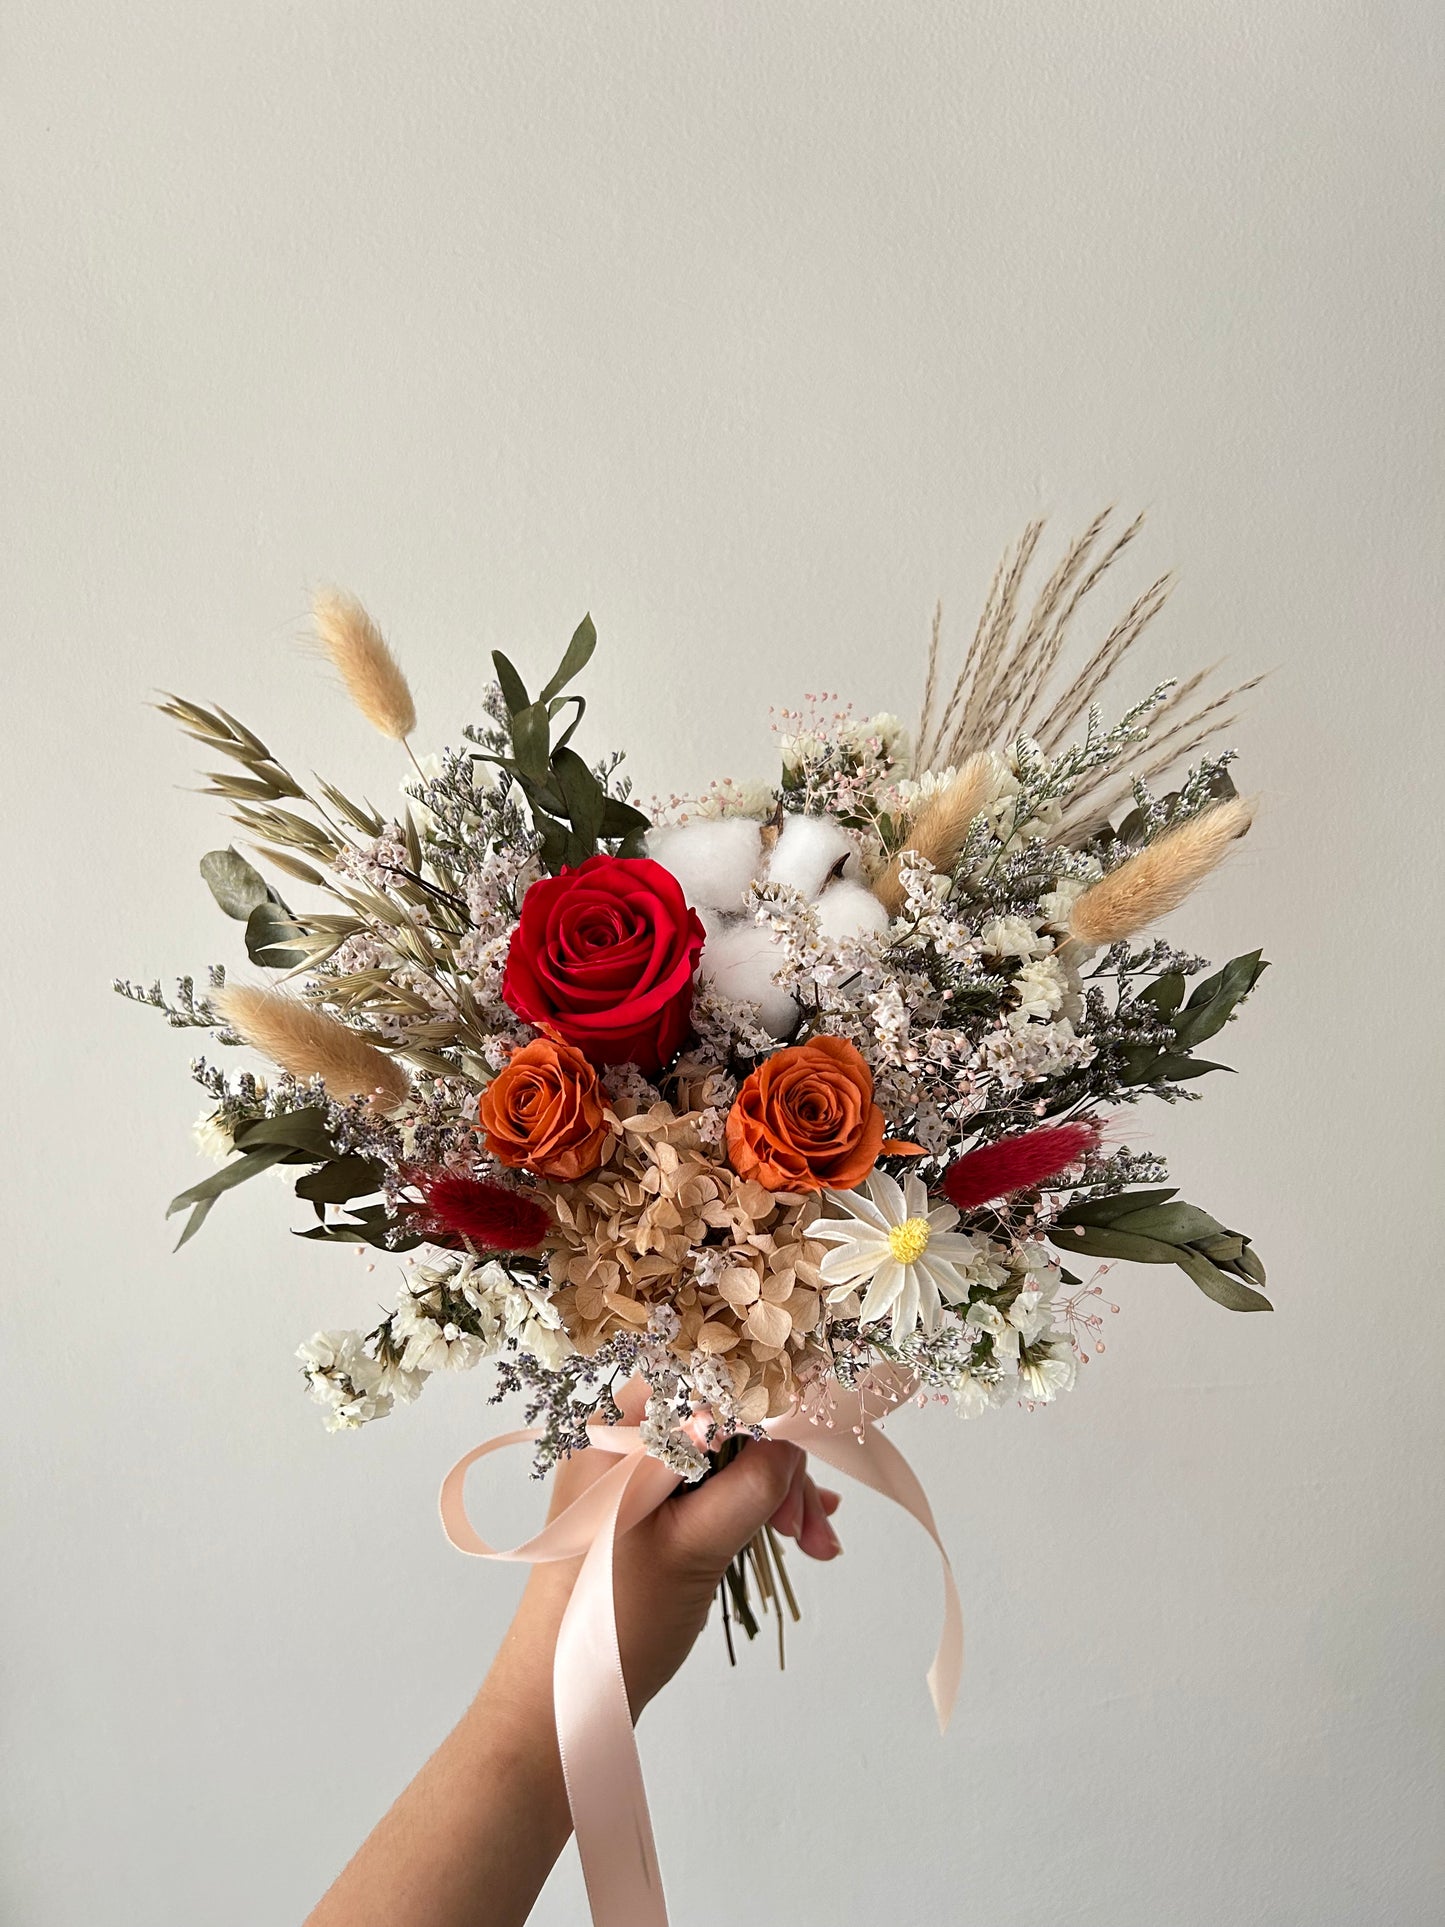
{"left": 3, "top": 5, "right": 1441, "bottom": 1923}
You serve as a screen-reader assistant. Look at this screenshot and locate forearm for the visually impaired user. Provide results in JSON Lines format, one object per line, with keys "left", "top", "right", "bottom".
{"left": 305, "top": 1606, "right": 572, "bottom": 1927}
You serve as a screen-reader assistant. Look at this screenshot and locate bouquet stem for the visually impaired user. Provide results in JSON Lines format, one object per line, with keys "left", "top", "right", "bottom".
{"left": 711, "top": 1438, "right": 801, "bottom": 1667}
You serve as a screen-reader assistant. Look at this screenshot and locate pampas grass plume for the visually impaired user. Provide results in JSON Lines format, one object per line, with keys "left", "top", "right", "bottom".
{"left": 873, "top": 752, "right": 997, "bottom": 915}
{"left": 214, "top": 983, "right": 411, "bottom": 1111}
{"left": 1067, "top": 796, "right": 1255, "bottom": 949}
{"left": 312, "top": 589, "right": 417, "bottom": 741}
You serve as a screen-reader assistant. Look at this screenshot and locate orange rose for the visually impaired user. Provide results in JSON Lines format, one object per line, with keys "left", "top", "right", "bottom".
{"left": 477, "top": 1036, "right": 610, "bottom": 1180}
{"left": 726, "top": 1035, "right": 885, "bottom": 1193}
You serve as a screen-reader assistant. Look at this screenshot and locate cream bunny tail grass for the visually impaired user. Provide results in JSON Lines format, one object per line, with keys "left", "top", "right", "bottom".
{"left": 312, "top": 589, "right": 417, "bottom": 741}
{"left": 872, "top": 752, "right": 999, "bottom": 915}
{"left": 214, "top": 983, "right": 412, "bottom": 1110}
{"left": 1066, "top": 796, "right": 1256, "bottom": 950}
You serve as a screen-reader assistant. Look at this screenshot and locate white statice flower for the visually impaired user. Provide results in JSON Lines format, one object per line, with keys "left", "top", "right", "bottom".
{"left": 812, "top": 1171, "right": 985, "bottom": 1341}
{"left": 1018, "top": 1333, "right": 1078, "bottom": 1403}
{"left": 979, "top": 745, "right": 1065, "bottom": 847}
{"left": 1037, "top": 873, "right": 1096, "bottom": 927}
{"left": 978, "top": 913, "right": 1051, "bottom": 960}
{"left": 297, "top": 1329, "right": 394, "bottom": 1431}
{"left": 371, "top": 1353, "right": 429, "bottom": 1404}
{"left": 192, "top": 1109, "right": 236, "bottom": 1163}
{"left": 1009, "top": 954, "right": 1069, "bottom": 1027}
{"left": 456, "top": 1257, "right": 575, "bottom": 1369}
{"left": 979, "top": 1017, "right": 1097, "bottom": 1090}
{"left": 777, "top": 727, "right": 827, "bottom": 773}
{"left": 842, "top": 711, "right": 910, "bottom": 768}
{"left": 963, "top": 1298, "right": 1018, "bottom": 1367}
{"left": 951, "top": 1367, "right": 1011, "bottom": 1419}
{"left": 640, "top": 1393, "right": 709, "bottom": 1481}
{"left": 393, "top": 1287, "right": 487, "bottom": 1374}
{"left": 686, "top": 1352, "right": 739, "bottom": 1430}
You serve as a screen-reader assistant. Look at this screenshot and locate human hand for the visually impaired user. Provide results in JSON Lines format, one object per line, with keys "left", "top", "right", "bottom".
{"left": 307, "top": 1408, "right": 843, "bottom": 1927}
{"left": 503, "top": 1403, "right": 843, "bottom": 1718}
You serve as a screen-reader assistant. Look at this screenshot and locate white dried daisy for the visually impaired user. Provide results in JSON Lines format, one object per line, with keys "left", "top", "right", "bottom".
{"left": 812, "top": 1170, "right": 981, "bottom": 1341}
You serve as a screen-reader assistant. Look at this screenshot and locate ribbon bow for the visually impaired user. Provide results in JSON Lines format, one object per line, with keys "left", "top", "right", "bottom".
{"left": 439, "top": 1384, "right": 962, "bottom": 1927}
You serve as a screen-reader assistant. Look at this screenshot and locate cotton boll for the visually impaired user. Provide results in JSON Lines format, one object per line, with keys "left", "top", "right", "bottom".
{"left": 698, "top": 922, "right": 798, "bottom": 1038}
{"left": 647, "top": 819, "right": 763, "bottom": 912}
{"left": 815, "top": 880, "right": 890, "bottom": 943}
{"left": 766, "top": 815, "right": 856, "bottom": 900}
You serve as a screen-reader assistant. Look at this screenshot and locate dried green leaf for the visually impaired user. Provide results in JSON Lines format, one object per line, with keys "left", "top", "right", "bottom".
{"left": 167, "top": 1142, "right": 293, "bottom": 1218}
{"left": 200, "top": 848, "right": 272, "bottom": 921}
{"left": 245, "top": 902, "right": 308, "bottom": 969}
{"left": 492, "top": 651, "right": 531, "bottom": 717}
{"left": 539, "top": 614, "right": 597, "bottom": 704}
{"left": 293, "top": 1156, "right": 385, "bottom": 1204}
{"left": 234, "top": 1109, "right": 337, "bottom": 1158}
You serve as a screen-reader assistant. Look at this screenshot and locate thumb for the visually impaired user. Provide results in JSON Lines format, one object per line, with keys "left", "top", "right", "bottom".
{"left": 666, "top": 1440, "right": 803, "bottom": 1571}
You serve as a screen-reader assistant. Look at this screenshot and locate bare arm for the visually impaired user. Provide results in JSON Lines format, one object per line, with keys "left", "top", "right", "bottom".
{"left": 304, "top": 1435, "right": 841, "bottom": 1927}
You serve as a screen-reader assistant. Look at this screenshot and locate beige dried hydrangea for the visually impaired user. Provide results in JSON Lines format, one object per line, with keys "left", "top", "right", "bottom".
{"left": 541, "top": 1101, "right": 829, "bottom": 1424}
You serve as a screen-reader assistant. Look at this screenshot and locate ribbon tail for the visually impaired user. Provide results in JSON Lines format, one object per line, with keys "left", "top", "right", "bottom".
{"left": 782, "top": 1412, "right": 964, "bottom": 1732}
{"left": 553, "top": 1451, "right": 679, "bottom": 1927}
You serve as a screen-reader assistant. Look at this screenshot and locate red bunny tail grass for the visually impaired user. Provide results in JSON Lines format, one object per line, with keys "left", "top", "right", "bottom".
{"left": 411, "top": 1171, "right": 551, "bottom": 1251}
{"left": 942, "top": 1121, "right": 1101, "bottom": 1213}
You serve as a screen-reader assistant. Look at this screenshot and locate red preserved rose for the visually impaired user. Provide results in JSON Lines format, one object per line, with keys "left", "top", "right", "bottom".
{"left": 502, "top": 853, "right": 705, "bottom": 1074}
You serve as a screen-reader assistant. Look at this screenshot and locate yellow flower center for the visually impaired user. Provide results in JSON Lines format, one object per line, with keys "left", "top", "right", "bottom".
{"left": 887, "top": 1216, "right": 932, "bottom": 1265}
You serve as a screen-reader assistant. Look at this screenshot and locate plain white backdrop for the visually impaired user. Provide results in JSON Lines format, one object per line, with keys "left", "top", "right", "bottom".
{"left": 3, "top": 5, "right": 1441, "bottom": 1923}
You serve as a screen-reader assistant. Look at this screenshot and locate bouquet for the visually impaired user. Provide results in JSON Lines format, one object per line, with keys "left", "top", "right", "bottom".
{"left": 121, "top": 513, "right": 1268, "bottom": 1918}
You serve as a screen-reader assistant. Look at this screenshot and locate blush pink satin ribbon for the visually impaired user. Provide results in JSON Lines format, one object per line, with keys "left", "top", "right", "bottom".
{"left": 438, "top": 1387, "right": 963, "bottom": 1927}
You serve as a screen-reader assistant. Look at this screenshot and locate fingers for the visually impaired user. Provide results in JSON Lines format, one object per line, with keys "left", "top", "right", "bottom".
{"left": 668, "top": 1440, "right": 804, "bottom": 1569}
{"left": 769, "top": 1451, "right": 808, "bottom": 1540}
{"left": 797, "top": 1476, "right": 842, "bottom": 1560}
{"left": 770, "top": 1472, "right": 842, "bottom": 1561}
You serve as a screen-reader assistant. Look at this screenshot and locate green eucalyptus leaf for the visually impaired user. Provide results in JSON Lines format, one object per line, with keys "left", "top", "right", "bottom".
{"left": 552, "top": 746, "right": 606, "bottom": 844}
{"left": 550, "top": 694, "right": 587, "bottom": 754}
{"left": 1237, "top": 1244, "right": 1268, "bottom": 1287}
{"left": 1173, "top": 1246, "right": 1273, "bottom": 1312}
{"left": 601, "top": 797, "right": 652, "bottom": 839}
{"left": 1049, "top": 1224, "right": 1186, "bottom": 1265}
{"left": 167, "top": 1142, "right": 292, "bottom": 1218}
{"left": 1137, "top": 971, "right": 1186, "bottom": 1014}
{"left": 200, "top": 847, "right": 272, "bottom": 920}
{"left": 1172, "top": 951, "right": 1268, "bottom": 1048}
{"left": 1195, "top": 1231, "right": 1248, "bottom": 1264}
{"left": 1055, "top": 1187, "right": 1179, "bottom": 1228}
{"left": 539, "top": 614, "right": 597, "bottom": 704}
{"left": 510, "top": 703, "right": 552, "bottom": 784}
{"left": 233, "top": 1109, "right": 337, "bottom": 1159}
{"left": 533, "top": 808, "right": 571, "bottom": 875}
{"left": 491, "top": 651, "right": 531, "bottom": 716}
{"left": 1152, "top": 1054, "right": 1232, "bottom": 1081}
{"left": 293, "top": 1156, "right": 386, "bottom": 1204}
{"left": 294, "top": 1205, "right": 424, "bottom": 1252}
{"left": 1117, "top": 1202, "right": 1228, "bottom": 1243}
{"left": 1116, "top": 1042, "right": 1167, "bottom": 1084}
{"left": 244, "top": 901, "right": 307, "bottom": 970}
{"left": 172, "top": 1197, "right": 217, "bottom": 1250}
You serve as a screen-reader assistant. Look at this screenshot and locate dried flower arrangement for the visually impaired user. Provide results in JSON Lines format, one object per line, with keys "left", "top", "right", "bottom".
{"left": 120, "top": 513, "right": 1269, "bottom": 1920}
